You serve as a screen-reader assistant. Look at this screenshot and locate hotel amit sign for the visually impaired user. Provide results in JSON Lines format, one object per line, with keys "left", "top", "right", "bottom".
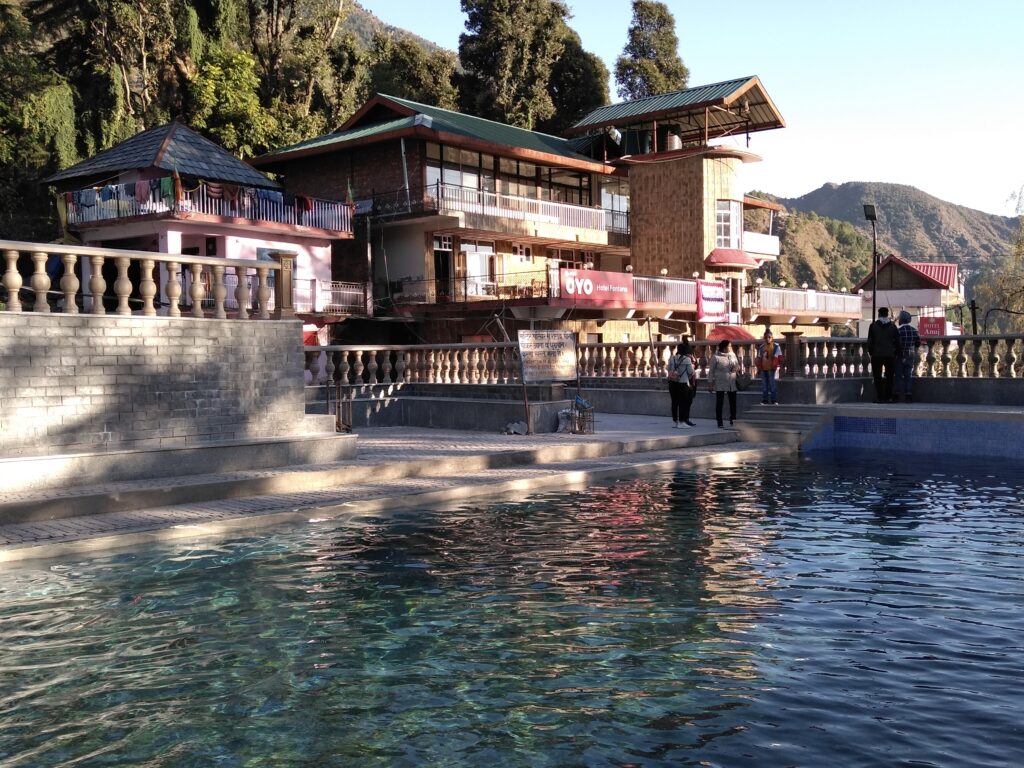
{"left": 560, "top": 268, "right": 634, "bottom": 307}
{"left": 918, "top": 317, "right": 946, "bottom": 337}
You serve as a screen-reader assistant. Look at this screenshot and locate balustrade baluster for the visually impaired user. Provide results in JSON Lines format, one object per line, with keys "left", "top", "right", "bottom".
{"left": 139, "top": 258, "right": 156, "bottom": 315}
{"left": 395, "top": 350, "right": 407, "bottom": 383}
{"left": 353, "top": 350, "right": 366, "bottom": 384}
{"left": 31, "top": 251, "right": 50, "bottom": 313}
{"left": 324, "top": 350, "right": 336, "bottom": 385}
{"left": 304, "top": 351, "right": 319, "bottom": 385}
{"left": 188, "top": 263, "right": 204, "bottom": 318}
{"left": 966, "top": 340, "right": 979, "bottom": 377}
{"left": 2, "top": 249, "right": 22, "bottom": 312}
{"left": 940, "top": 340, "right": 952, "bottom": 377}
{"left": 988, "top": 339, "right": 1001, "bottom": 378}
{"left": 113, "top": 256, "right": 132, "bottom": 315}
{"left": 338, "top": 351, "right": 351, "bottom": 385}
{"left": 373, "top": 350, "right": 387, "bottom": 383}
{"left": 924, "top": 339, "right": 937, "bottom": 378}
{"left": 1007, "top": 338, "right": 1020, "bottom": 379}
{"left": 211, "top": 265, "right": 227, "bottom": 319}
{"left": 255, "top": 266, "right": 271, "bottom": 319}
{"left": 60, "top": 253, "right": 79, "bottom": 313}
{"left": 89, "top": 255, "right": 106, "bottom": 314}
{"left": 164, "top": 262, "right": 182, "bottom": 317}
{"left": 233, "top": 266, "right": 248, "bottom": 320}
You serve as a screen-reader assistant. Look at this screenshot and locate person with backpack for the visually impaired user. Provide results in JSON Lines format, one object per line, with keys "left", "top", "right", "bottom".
{"left": 666, "top": 340, "right": 697, "bottom": 428}
{"left": 754, "top": 330, "right": 783, "bottom": 405}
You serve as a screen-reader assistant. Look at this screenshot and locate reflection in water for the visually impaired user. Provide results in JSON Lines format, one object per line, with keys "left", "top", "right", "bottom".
{"left": 0, "top": 452, "right": 1022, "bottom": 767}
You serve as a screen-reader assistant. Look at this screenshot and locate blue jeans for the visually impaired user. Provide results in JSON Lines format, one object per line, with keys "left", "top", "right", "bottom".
{"left": 897, "top": 358, "right": 915, "bottom": 396}
{"left": 760, "top": 371, "right": 778, "bottom": 403}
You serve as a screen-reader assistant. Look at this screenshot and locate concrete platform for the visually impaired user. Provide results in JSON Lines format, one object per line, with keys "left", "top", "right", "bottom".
{"left": 0, "top": 413, "right": 784, "bottom": 564}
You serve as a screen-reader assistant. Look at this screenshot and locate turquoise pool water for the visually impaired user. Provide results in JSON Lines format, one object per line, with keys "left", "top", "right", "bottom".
{"left": 1, "top": 452, "right": 1022, "bottom": 767}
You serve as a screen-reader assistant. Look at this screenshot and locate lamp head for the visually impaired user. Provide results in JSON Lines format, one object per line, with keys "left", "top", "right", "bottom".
{"left": 863, "top": 204, "right": 877, "bottom": 222}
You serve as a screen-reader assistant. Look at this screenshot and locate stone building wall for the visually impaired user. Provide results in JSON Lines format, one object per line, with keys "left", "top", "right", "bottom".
{"left": 0, "top": 314, "right": 307, "bottom": 458}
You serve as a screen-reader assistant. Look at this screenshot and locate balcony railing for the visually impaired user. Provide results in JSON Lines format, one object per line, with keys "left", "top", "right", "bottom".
{"left": 64, "top": 178, "right": 354, "bottom": 233}
{"left": 632, "top": 275, "right": 696, "bottom": 304}
{"left": 742, "top": 230, "right": 780, "bottom": 257}
{"left": 363, "top": 183, "right": 630, "bottom": 234}
{"left": 750, "top": 287, "right": 861, "bottom": 316}
{"left": 294, "top": 280, "right": 369, "bottom": 315}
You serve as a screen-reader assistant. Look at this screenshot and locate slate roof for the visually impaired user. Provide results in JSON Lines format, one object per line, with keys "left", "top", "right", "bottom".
{"left": 44, "top": 122, "right": 279, "bottom": 189}
{"left": 254, "top": 94, "right": 602, "bottom": 168}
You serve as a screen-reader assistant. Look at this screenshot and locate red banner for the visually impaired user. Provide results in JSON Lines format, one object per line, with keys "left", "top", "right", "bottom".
{"left": 560, "top": 269, "right": 634, "bottom": 307}
{"left": 696, "top": 279, "right": 727, "bottom": 323}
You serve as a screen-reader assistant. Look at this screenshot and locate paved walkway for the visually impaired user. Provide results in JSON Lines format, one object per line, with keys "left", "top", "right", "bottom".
{"left": 0, "top": 414, "right": 788, "bottom": 564}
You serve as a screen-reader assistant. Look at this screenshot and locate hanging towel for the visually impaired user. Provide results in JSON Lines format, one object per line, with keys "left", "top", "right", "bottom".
{"left": 173, "top": 171, "right": 183, "bottom": 204}
{"left": 100, "top": 185, "right": 114, "bottom": 202}
{"left": 159, "top": 177, "right": 173, "bottom": 204}
{"left": 223, "top": 183, "right": 240, "bottom": 203}
{"left": 300, "top": 195, "right": 314, "bottom": 212}
{"left": 206, "top": 182, "right": 223, "bottom": 199}
{"left": 134, "top": 180, "right": 150, "bottom": 204}
{"left": 80, "top": 188, "right": 97, "bottom": 206}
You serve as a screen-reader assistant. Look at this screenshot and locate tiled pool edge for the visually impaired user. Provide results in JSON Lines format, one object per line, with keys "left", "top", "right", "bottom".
{"left": 803, "top": 406, "right": 1024, "bottom": 458}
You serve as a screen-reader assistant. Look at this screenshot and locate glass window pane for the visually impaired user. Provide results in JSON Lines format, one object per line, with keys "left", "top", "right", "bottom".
{"left": 426, "top": 142, "right": 440, "bottom": 160}
{"left": 443, "top": 146, "right": 460, "bottom": 164}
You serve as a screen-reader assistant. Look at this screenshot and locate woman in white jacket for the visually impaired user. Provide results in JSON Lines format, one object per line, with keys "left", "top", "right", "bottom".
{"left": 708, "top": 339, "right": 739, "bottom": 428}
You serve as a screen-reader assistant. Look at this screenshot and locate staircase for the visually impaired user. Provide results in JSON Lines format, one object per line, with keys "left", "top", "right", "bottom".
{"left": 736, "top": 404, "right": 833, "bottom": 447}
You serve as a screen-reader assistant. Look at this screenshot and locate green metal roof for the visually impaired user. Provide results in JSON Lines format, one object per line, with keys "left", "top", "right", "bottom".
{"left": 568, "top": 76, "right": 785, "bottom": 141}
{"left": 257, "top": 94, "right": 602, "bottom": 166}
{"left": 255, "top": 116, "right": 419, "bottom": 160}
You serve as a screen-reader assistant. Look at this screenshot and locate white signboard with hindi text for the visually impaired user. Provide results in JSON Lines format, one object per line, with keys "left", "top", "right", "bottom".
{"left": 517, "top": 330, "right": 577, "bottom": 383}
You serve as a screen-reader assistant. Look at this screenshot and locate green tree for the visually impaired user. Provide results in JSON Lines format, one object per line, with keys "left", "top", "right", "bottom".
{"left": 369, "top": 31, "right": 458, "bottom": 109}
{"left": 187, "top": 45, "right": 275, "bottom": 157}
{"left": 458, "top": 0, "right": 569, "bottom": 129}
{"left": 614, "top": 0, "right": 688, "bottom": 101}
{"left": 537, "top": 24, "right": 608, "bottom": 135}
{"left": 0, "top": 2, "right": 77, "bottom": 239}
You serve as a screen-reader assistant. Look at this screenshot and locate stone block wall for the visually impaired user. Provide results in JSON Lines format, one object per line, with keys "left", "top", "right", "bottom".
{"left": 0, "top": 314, "right": 308, "bottom": 458}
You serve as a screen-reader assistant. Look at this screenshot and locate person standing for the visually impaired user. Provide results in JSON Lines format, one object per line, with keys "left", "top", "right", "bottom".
{"left": 667, "top": 340, "right": 697, "bottom": 428}
{"left": 708, "top": 339, "right": 739, "bottom": 428}
{"left": 896, "top": 310, "right": 921, "bottom": 402}
{"left": 754, "top": 330, "right": 783, "bottom": 405}
{"left": 867, "top": 307, "right": 901, "bottom": 403}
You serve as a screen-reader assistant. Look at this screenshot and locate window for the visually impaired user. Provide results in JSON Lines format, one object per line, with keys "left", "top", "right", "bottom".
{"left": 716, "top": 199, "right": 742, "bottom": 249}
{"left": 511, "top": 243, "right": 532, "bottom": 261}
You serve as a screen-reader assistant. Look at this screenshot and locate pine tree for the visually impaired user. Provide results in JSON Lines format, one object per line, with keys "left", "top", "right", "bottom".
{"left": 614, "top": 0, "right": 688, "bottom": 101}
{"left": 537, "top": 25, "right": 609, "bottom": 135}
{"left": 458, "top": 0, "right": 569, "bottom": 129}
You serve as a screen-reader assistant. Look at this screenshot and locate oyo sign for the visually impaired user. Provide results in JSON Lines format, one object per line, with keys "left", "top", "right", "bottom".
{"left": 560, "top": 269, "right": 634, "bottom": 306}
{"left": 564, "top": 274, "right": 595, "bottom": 296}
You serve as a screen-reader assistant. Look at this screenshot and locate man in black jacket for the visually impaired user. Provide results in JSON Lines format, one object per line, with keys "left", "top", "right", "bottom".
{"left": 867, "top": 307, "right": 901, "bottom": 403}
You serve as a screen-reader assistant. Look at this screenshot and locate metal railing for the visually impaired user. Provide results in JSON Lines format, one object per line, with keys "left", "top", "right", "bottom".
{"left": 363, "top": 183, "right": 630, "bottom": 234}
{"left": 64, "top": 178, "right": 354, "bottom": 233}
{"left": 752, "top": 287, "right": 861, "bottom": 315}
{"left": 294, "top": 280, "right": 369, "bottom": 315}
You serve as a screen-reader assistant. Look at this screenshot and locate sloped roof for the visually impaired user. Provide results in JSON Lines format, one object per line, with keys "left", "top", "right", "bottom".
{"left": 852, "top": 255, "right": 954, "bottom": 292}
{"left": 253, "top": 93, "right": 609, "bottom": 170}
{"left": 910, "top": 261, "right": 958, "bottom": 290}
{"left": 567, "top": 76, "right": 785, "bottom": 144}
{"left": 44, "top": 122, "right": 279, "bottom": 188}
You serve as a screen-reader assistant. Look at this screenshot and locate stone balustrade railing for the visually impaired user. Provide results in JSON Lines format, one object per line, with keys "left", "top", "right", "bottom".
{"left": 306, "top": 334, "right": 1024, "bottom": 386}
{"left": 0, "top": 239, "right": 284, "bottom": 319}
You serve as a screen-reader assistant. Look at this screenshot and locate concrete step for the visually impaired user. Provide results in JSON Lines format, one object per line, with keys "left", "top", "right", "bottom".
{"left": 1, "top": 429, "right": 738, "bottom": 526}
{"left": 736, "top": 404, "right": 832, "bottom": 446}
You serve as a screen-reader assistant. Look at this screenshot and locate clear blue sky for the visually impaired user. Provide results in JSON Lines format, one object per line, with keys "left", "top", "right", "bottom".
{"left": 358, "top": 0, "right": 1024, "bottom": 218}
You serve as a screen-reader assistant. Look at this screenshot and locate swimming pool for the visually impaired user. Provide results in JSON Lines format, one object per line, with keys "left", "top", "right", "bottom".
{"left": 1, "top": 452, "right": 1022, "bottom": 767}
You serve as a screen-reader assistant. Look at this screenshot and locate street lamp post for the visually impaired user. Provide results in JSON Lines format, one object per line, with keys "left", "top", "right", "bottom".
{"left": 863, "top": 204, "right": 878, "bottom": 320}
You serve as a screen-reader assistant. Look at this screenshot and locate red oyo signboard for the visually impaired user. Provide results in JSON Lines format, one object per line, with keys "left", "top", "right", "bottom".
{"left": 560, "top": 269, "right": 634, "bottom": 307}
{"left": 918, "top": 317, "right": 945, "bottom": 337}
